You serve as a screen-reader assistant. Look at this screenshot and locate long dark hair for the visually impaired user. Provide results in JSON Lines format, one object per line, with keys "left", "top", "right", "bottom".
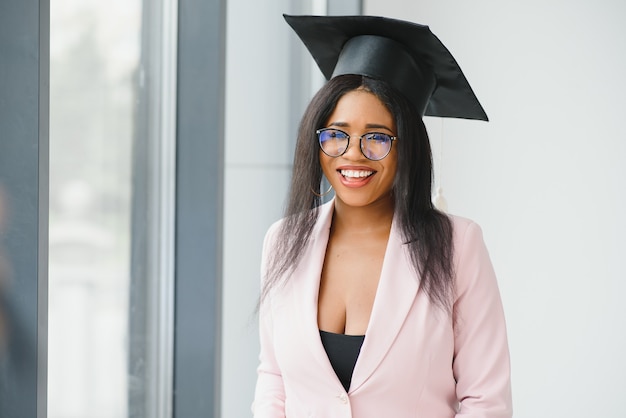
{"left": 262, "top": 74, "right": 455, "bottom": 311}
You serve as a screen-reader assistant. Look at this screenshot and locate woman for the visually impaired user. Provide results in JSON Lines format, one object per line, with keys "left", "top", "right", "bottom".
{"left": 253, "top": 15, "right": 512, "bottom": 417}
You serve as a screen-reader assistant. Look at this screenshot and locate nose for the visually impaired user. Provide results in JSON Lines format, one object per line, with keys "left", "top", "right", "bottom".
{"left": 343, "top": 136, "right": 364, "bottom": 160}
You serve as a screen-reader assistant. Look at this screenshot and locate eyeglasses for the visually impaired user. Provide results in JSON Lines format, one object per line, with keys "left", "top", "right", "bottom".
{"left": 316, "top": 128, "right": 398, "bottom": 161}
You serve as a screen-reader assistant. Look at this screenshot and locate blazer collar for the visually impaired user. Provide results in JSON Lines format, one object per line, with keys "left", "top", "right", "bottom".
{"left": 350, "top": 218, "right": 420, "bottom": 392}
{"left": 290, "top": 199, "right": 421, "bottom": 392}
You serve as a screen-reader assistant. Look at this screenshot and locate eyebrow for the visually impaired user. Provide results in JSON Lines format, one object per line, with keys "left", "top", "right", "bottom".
{"left": 328, "top": 121, "right": 394, "bottom": 132}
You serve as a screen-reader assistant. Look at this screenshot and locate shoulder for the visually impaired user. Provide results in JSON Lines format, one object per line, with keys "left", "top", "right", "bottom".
{"left": 448, "top": 214, "right": 492, "bottom": 275}
{"left": 447, "top": 215, "right": 498, "bottom": 296}
{"left": 448, "top": 214, "right": 479, "bottom": 232}
{"left": 262, "top": 200, "right": 334, "bottom": 246}
{"left": 263, "top": 218, "right": 283, "bottom": 245}
{"left": 448, "top": 214, "right": 485, "bottom": 250}
{"left": 260, "top": 218, "right": 285, "bottom": 266}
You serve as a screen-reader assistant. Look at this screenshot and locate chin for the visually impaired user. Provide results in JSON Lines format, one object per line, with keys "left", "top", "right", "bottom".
{"left": 334, "top": 190, "right": 393, "bottom": 209}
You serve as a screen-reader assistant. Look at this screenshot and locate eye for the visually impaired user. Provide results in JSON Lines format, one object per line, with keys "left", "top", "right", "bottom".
{"left": 365, "top": 133, "right": 391, "bottom": 143}
{"left": 327, "top": 129, "right": 346, "bottom": 138}
{"left": 319, "top": 129, "right": 348, "bottom": 141}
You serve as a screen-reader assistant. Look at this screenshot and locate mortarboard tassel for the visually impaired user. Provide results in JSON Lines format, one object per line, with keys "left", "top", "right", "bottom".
{"left": 433, "top": 187, "right": 448, "bottom": 212}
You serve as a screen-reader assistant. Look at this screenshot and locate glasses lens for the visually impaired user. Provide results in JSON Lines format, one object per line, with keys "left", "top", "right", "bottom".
{"left": 318, "top": 129, "right": 348, "bottom": 157}
{"left": 361, "top": 133, "right": 393, "bottom": 160}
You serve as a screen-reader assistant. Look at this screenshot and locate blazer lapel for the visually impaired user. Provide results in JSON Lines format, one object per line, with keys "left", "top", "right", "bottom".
{"left": 349, "top": 218, "right": 420, "bottom": 392}
{"left": 286, "top": 201, "right": 421, "bottom": 391}
{"left": 289, "top": 201, "right": 337, "bottom": 375}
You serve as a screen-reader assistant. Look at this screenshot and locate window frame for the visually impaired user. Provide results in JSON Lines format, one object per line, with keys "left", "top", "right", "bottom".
{"left": 0, "top": 0, "right": 226, "bottom": 416}
{"left": 173, "top": 0, "right": 226, "bottom": 416}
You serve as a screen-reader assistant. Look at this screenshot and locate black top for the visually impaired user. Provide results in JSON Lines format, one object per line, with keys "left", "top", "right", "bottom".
{"left": 319, "top": 330, "right": 365, "bottom": 392}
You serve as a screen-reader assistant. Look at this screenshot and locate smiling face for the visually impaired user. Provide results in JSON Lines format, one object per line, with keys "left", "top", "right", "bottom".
{"left": 320, "top": 88, "right": 398, "bottom": 209}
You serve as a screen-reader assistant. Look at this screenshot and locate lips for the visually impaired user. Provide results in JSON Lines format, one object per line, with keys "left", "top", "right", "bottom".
{"left": 336, "top": 167, "right": 376, "bottom": 188}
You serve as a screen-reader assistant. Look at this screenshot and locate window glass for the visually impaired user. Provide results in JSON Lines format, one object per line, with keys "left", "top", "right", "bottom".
{"left": 48, "top": 1, "right": 146, "bottom": 417}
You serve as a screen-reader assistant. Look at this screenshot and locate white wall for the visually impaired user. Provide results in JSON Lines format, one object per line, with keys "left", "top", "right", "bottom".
{"left": 364, "top": 1, "right": 626, "bottom": 417}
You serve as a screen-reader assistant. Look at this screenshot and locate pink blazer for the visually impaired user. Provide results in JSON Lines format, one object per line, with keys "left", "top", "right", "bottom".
{"left": 253, "top": 200, "right": 512, "bottom": 417}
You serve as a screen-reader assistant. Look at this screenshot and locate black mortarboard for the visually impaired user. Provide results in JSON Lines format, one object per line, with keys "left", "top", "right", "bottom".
{"left": 284, "top": 14, "right": 488, "bottom": 121}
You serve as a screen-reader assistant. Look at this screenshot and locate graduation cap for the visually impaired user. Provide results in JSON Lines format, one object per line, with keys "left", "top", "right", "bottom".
{"left": 284, "top": 14, "right": 488, "bottom": 121}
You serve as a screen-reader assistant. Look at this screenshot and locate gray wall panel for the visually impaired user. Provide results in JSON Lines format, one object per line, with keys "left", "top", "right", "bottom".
{"left": 0, "top": 0, "right": 49, "bottom": 417}
{"left": 174, "top": 0, "right": 226, "bottom": 416}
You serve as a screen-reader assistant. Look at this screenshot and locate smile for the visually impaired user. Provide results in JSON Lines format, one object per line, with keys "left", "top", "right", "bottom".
{"left": 339, "top": 169, "right": 374, "bottom": 178}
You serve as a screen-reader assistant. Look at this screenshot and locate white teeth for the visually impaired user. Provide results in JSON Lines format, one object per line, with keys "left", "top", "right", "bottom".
{"left": 340, "top": 169, "right": 373, "bottom": 178}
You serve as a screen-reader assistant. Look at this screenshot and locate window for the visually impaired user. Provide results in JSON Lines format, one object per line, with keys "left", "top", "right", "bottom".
{"left": 48, "top": 1, "right": 176, "bottom": 416}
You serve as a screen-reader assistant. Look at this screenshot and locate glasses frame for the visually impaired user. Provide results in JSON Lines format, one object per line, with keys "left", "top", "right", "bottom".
{"left": 316, "top": 128, "right": 398, "bottom": 161}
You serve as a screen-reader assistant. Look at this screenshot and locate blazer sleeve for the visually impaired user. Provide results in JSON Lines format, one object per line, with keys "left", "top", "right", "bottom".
{"left": 452, "top": 220, "right": 513, "bottom": 417}
{"left": 252, "top": 223, "right": 286, "bottom": 418}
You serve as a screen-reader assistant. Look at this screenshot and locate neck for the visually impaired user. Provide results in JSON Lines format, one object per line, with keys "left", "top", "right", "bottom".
{"left": 331, "top": 194, "right": 395, "bottom": 234}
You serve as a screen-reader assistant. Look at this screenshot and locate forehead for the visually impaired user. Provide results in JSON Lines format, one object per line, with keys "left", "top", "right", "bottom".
{"left": 327, "top": 89, "right": 395, "bottom": 130}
